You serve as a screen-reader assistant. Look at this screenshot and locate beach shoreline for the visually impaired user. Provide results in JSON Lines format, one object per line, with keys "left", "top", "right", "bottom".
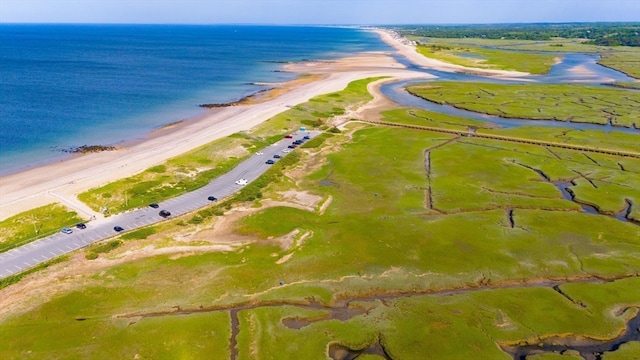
{"left": 0, "top": 28, "right": 525, "bottom": 221}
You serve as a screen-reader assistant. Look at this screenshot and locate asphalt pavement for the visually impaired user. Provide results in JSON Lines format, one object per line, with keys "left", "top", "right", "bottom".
{"left": 0, "top": 131, "right": 317, "bottom": 279}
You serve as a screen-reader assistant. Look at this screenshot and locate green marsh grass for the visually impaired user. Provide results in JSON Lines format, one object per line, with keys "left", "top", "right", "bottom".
{"left": 407, "top": 82, "right": 640, "bottom": 127}
{"left": 2, "top": 79, "right": 640, "bottom": 358}
{"left": 0, "top": 204, "right": 82, "bottom": 253}
{"left": 415, "top": 42, "right": 556, "bottom": 74}
{"left": 412, "top": 37, "right": 640, "bottom": 79}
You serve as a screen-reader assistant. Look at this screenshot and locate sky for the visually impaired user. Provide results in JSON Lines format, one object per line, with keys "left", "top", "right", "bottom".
{"left": 1, "top": 0, "right": 638, "bottom": 25}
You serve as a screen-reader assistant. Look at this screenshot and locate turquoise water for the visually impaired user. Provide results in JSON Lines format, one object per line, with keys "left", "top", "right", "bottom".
{"left": 0, "top": 24, "right": 390, "bottom": 175}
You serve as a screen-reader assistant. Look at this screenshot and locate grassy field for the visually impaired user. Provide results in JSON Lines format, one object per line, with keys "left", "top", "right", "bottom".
{"left": 407, "top": 81, "right": 640, "bottom": 127}
{"left": 2, "top": 106, "right": 639, "bottom": 358}
{"left": 410, "top": 37, "right": 640, "bottom": 79}
{"left": 1, "top": 71, "right": 639, "bottom": 359}
{"left": 0, "top": 204, "right": 83, "bottom": 253}
{"left": 415, "top": 42, "right": 556, "bottom": 74}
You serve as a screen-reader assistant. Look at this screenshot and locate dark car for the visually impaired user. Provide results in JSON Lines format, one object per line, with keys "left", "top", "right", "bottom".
{"left": 293, "top": 140, "right": 303, "bottom": 145}
{"left": 303, "top": 135, "right": 311, "bottom": 140}
{"left": 149, "top": 203, "right": 159, "bottom": 208}
{"left": 273, "top": 154, "right": 281, "bottom": 159}
{"left": 159, "top": 210, "right": 171, "bottom": 218}
{"left": 76, "top": 223, "right": 87, "bottom": 229}
{"left": 208, "top": 195, "right": 218, "bottom": 201}
{"left": 114, "top": 226, "right": 124, "bottom": 232}
{"left": 287, "top": 145, "right": 296, "bottom": 149}
{"left": 266, "top": 159, "right": 275, "bottom": 164}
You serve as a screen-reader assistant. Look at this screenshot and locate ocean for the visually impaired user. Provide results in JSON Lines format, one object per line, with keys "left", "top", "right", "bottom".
{"left": 0, "top": 24, "right": 390, "bottom": 175}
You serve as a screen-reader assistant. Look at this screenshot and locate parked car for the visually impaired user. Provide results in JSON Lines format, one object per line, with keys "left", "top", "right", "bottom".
{"left": 287, "top": 145, "right": 296, "bottom": 149}
{"left": 114, "top": 226, "right": 124, "bottom": 232}
{"left": 149, "top": 203, "right": 159, "bottom": 208}
{"left": 76, "top": 223, "right": 87, "bottom": 229}
{"left": 293, "top": 140, "right": 303, "bottom": 145}
{"left": 266, "top": 159, "right": 275, "bottom": 164}
{"left": 256, "top": 151, "right": 264, "bottom": 155}
{"left": 235, "top": 179, "right": 248, "bottom": 185}
{"left": 282, "top": 149, "right": 291, "bottom": 153}
{"left": 284, "top": 135, "right": 293, "bottom": 139}
{"left": 208, "top": 195, "right": 218, "bottom": 201}
{"left": 61, "top": 227, "right": 73, "bottom": 234}
{"left": 303, "top": 135, "right": 311, "bottom": 140}
{"left": 159, "top": 210, "right": 171, "bottom": 218}
{"left": 273, "top": 154, "right": 281, "bottom": 159}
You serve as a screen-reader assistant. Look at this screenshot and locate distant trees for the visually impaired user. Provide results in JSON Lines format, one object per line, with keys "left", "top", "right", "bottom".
{"left": 395, "top": 23, "right": 640, "bottom": 47}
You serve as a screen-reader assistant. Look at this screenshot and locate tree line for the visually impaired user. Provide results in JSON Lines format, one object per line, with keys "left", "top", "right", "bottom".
{"left": 394, "top": 23, "right": 640, "bottom": 47}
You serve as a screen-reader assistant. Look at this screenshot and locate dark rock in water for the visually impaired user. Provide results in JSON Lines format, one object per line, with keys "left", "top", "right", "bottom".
{"left": 61, "top": 145, "right": 117, "bottom": 154}
{"left": 199, "top": 88, "right": 273, "bottom": 109}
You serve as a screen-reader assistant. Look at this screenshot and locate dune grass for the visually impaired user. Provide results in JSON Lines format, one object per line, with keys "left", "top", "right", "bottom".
{"left": 0, "top": 204, "right": 83, "bottom": 253}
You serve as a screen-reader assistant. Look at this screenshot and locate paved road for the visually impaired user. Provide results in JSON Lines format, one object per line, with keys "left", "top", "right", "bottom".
{"left": 0, "top": 132, "right": 316, "bottom": 279}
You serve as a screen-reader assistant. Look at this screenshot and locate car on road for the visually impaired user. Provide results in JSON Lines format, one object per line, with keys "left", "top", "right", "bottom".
{"left": 287, "top": 145, "right": 297, "bottom": 149}
{"left": 293, "top": 140, "right": 303, "bottom": 145}
{"left": 159, "top": 210, "right": 171, "bottom": 218}
{"left": 256, "top": 151, "right": 264, "bottom": 155}
{"left": 303, "top": 135, "right": 311, "bottom": 140}
{"left": 114, "top": 226, "right": 124, "bottom": 232}
{"left": 282, "top": 149, "right": 291, "bottom": 153}
{"left": 266, "top": 159, "right": 275, "bottom": 164}
{"left": 208, "top": 195, "right": 218, "bottom": 201}
{"left": 284, "top": 134, "right": 293, "bottom": 139}
{"left": 235, "top": 179, "right": 248, "bottom": 186}
{"left": 149, "top": 203, "right": 159, "bottom": 208}
{"left": 273, "top": 154, "right": 281, "bottom": 159}
{"left": 76, "top": 223, "right": 86, "bottom": 229}
{"left": 61, "top": 227, "right": 73, "bottom": 234}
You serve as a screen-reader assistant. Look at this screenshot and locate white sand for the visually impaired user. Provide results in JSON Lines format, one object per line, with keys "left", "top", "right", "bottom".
{"left": 0, "top": 29, "right": 526, "bottom": 221}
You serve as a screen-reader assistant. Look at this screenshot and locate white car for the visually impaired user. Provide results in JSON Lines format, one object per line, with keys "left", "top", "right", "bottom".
{"left": 282, "top": 148, "right": 291, "bottom": 153}
{"left": 235, "top": 179, "right": 248, "bottom": 186}
{"left": 255, "top": 151, "right": 264, "bottom": 155}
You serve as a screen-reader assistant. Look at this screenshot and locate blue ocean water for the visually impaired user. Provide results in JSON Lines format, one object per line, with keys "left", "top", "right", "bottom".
{"left": 0, "top": 25, "right": 390, "bottom": 175}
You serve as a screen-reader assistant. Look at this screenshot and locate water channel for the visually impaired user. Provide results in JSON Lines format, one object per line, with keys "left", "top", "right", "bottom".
{"left": 385, "top": 53, "right": 639, "bottom": 134}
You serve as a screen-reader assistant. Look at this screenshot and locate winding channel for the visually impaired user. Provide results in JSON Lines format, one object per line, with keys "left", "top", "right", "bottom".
{"left": 386, "top": 53, "right": 640, "bottom": 134}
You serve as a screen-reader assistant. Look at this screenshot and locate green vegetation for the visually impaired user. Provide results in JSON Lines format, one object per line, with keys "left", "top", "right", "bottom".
{"left": 397, "top": 23, "right": 640, "bottom": 46}
{"left": 405, "top": 34, "right": 640, "bottom": 79}
{"left": 0, "top": 204, "right": 83, "bottom": 253}
{"left": 85, "top": 239, "right": 124, "bottom": 259}
{"left": 416, "top": 42, "right": 556, "bottom": 74}
{"left": 248, "top": 77, "right": 382, "bottom": 140}
{"left": 3, "top": 112, "right": 639, "bottom": 357}
{"left": 77, "top": 77, "right": 382, "bottom": 216}
{"left": 0, "top": 255, "right": 69, "bottom": 290}
{"left": 78, "top": 135, "right": 258, "bottom": 214}
{"left": 2, "top": 73, "right": 639, "bottom": 359}
{"left": 120, "top": 226, "right": 158, "bottom": 240}
{"left": 407, "top": 82, "right": 640, "bottom": 127}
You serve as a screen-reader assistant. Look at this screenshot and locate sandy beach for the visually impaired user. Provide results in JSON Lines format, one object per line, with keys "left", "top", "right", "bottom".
{"left": 0, "top": 29, "right": 525, "bottom": 221}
